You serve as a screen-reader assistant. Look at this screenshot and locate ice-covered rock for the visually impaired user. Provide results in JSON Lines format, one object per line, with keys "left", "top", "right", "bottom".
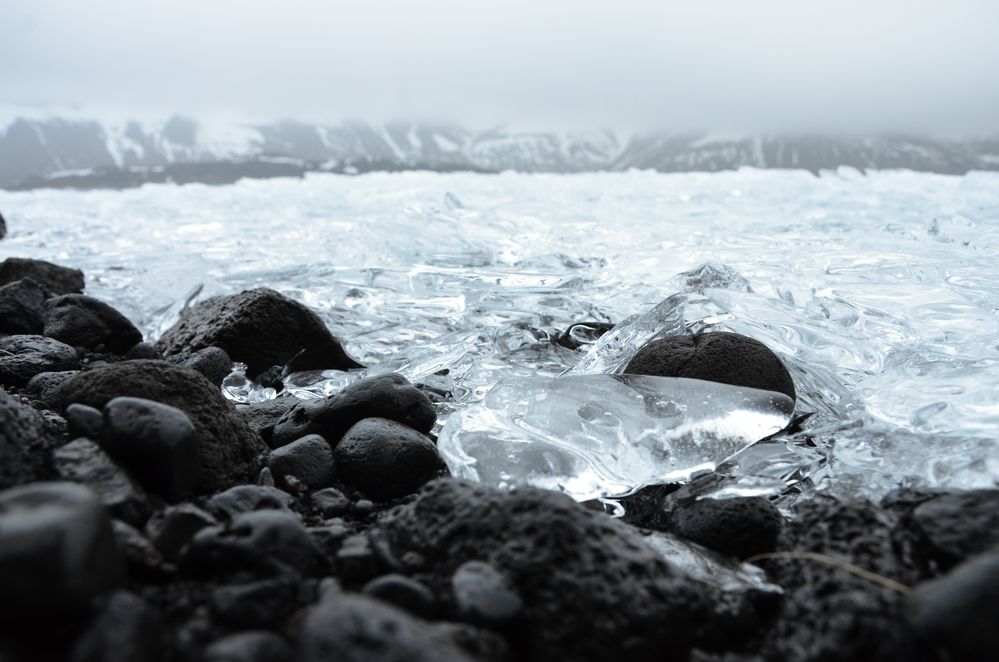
{"left": 439, "top": 374, "right": 794, "bottom": 500}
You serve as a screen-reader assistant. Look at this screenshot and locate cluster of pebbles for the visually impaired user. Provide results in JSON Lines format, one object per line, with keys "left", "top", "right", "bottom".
{"left": 1, "top": 242, "right": 997, "bottom": 661}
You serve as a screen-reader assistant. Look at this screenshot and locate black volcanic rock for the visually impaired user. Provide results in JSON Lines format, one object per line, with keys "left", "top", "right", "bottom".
{"left": 26, "top": 369, "right": 81, "bottom": 408}
{"left": 451, "top": 560, "right": 524, "bottom": 627}
{"left": 267, "top": 433, "right": 335, "bottom": 490}
{"left": 155, "top": 287, "right": 361, "bottom": 378}
{"left": 376, "top": 479, "right": 711, "bottom": 662}
{"left": 170, "top": 346, "right": 232, "bottom": 387}
{"left": 363, "top": 574, "right": 437, "bottom": 618}
{"left": 68, "top": 590, "right": 165, "bottom": 662}
{"left": 0, "top": 278, "right": 49, "bottom": 335}
{"left": 53, "top": 438, "right": 150, "bottom": 525}
{"left": 907, "top": 489, "right": 999, "bottom": 571}
{"left": 0, "top": 257, "right": 84, "bottom": 294}
{"left": 334, "top": 418, "right": 447, "bottom": 501}
{"left": 0, "top": 387, "right": 60, "bottom": 489}
{"left": 205, "top": 484, "right": 295, "bottom": 520}
{"left": 237, "top": 395, "right": 299, "bottom": 448}
{"left": 203, "top": 631, "right": 292, "bottom": 662}
{"left": 0, "top": 334, "right": 80, "bottom": 387}
{"left": 298, "top": 591, "right": 473, "bottom": 662}
{"left": 624, "top": 332, "right": 796, "bottom": 400}
{"left": 765, "top": 495, "right": 916, "bottom": 661}
{"left": 0, "top": 482, "right": 124, "bottom": 615}
{"left": 101, "top": 397, "right": 201, "bottom": 502}
{"left": 905, "top": 549, "right": 999, "bottom": 662}
{"left": 44, "top": 294, "right": 143, "bottom": 354}
{"left": 272, "top": 373, "right": 436, "bottom": 448}
{"left": 669, "top": 496, "right": 784, "bottom": 559}
{"left": 57, "top": 360, "right": 267, "bottom": 493}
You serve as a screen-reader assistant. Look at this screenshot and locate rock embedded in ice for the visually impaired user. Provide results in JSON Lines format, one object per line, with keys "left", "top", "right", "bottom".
{"left": 625, "top": 332, "right": 797, "bottom": 401}
{"left": 438, "top": 374, "right": 794, "bottom": 501}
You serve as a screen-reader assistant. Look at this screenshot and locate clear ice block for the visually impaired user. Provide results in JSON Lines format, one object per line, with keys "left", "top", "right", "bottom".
{"left": 438, "top": 374, "right": 795, "bottom": 501}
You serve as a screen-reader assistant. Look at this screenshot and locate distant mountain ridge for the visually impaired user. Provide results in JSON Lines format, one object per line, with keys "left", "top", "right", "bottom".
{"left": 1, "top": 111, "right": 997, "bottom": 189}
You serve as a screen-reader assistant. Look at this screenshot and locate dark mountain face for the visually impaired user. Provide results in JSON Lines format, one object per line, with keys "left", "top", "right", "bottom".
{"left": 1, "top": 113, "right": 996, "bottom": 190}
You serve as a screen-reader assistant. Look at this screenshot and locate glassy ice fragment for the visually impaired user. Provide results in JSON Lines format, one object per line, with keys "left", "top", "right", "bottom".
{"left": 438, "top": 374, "right": 794, "bottom": 501}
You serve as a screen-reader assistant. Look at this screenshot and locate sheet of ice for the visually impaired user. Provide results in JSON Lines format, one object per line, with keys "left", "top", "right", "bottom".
{"left": 438, "top": 374, "right": 794, "bottom": 500}
{"left": 2, "top": 169, "right": 999, "bottom": 501}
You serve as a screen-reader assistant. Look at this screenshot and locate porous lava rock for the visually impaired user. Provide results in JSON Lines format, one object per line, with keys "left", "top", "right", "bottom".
{"left": 669, "top": 496, "right": 784, "bottom": 559}
{"left": 155, "top": 287, "right": 360, "bottom": 378}
{"left": 44, "top": 294, "right": 143, "bottom": 354}
{"left": 0, "top": 387, "right": 60, "bottom": 489}
{"left": 0, "top": 277, "right": 49, "bottom": 335}
{"left": 0, "top": 257, "right": 84, "bottom": 294}
{"left": 267, "top": 434, "right": 335, "bottom": 490}
{"left": 0, "top": 334, "right": 80, "bottom": 387}
{"left": 57, "top": 360, "right": 267, "bottom": 493}
{"left": 624, "top": 332, "right": 796, "bottom": 401}
{"left": 376, "top": 478, "right": 711, "bottom": 662}
{"left": 272, "top": 373, "right": 436, "bottom": 448}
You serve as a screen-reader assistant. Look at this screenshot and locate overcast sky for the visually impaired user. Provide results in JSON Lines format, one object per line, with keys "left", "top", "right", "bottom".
{"left": 2, "top": 0, "right": 998, "bottom": 131}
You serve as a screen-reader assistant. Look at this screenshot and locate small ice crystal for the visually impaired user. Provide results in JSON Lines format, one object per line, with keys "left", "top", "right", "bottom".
{"left": 438, "top": 374, "right": 794, "bottom": 501}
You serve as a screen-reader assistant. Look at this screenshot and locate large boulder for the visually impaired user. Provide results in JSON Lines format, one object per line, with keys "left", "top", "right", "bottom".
{"left": 156, "top": 288, "right": 360, "bottom": 378}
{"left": 376, "top": 479, "right": 710, "bottom": 662}
{"left": 0, "top": 257, "right": 84, "bottom": 294}
{"left": 624, "top": 332, "right": 796, "bottom": 401}
{"left": 57, "top": 360, "right": 267, "bottom": 493}
{"left": 44, "top": 294, "right": 143, "bottom": 354}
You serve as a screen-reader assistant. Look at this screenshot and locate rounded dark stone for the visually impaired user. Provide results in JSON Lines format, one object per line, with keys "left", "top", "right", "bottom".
{"left": 624, "top": 332, "right": 796, "bottom": 401}
{"left": 0, "top": 278, "right": 49, "bottom": 335}
{"left": 44, "top": 294, "right": 143, "bottom": 354}
{"left": 905, "top": 549, "right": 999, "bottom": 662}
{"left": 101, "top": 397, "right": 200, "bottom": 502}
{"left": 334, "top": 417, "right": 447, "bottom": 501}
{"left": 144, "top": 503, "right": 218, "bottom": 561}
{"left": 0, "top": 334, "right": 80, "bottom": 387}
{"left": 123, "top": 342, "right": 163, "bottom": 361}
{"left": 181, "top": 510, "right": 328, "bottom": 579}
{"left": 364, "top": 574, "right": 437, "bottom": 618}
{"left": 171, "top": 346, "right": 232, "bottom": 387}
{"left": 376, "top": 478, "right": 711, "bottom": 662}
{"left": 53, "top": 438, "right": 150, "bottom": 525}
{"left": 298, "top": 592, "right": 473, "bottom": 662}
{"left": 669, "top": 496, "right": 784, "bottom": 559}
{"left": 0, "top": 482, "right": 124, "bottom": 615}
{"left": 272, "top": 373, "right": 436, "bottom": 448}
{"left": 65, "top": 402, "right": 103, "bottom": 440}
{"left": 57, "top": 360, "right": 267, "bottom": 494}
{"left": 155, "top": 287, "right": 361, "bottom": 378}
{"left": 205, "top": 484, "right": 296, "bottom": 520}
{"left": 451, "top": 560, "right": 523, "bottom": 627}
{"left": 310, "top": 486, "right": 351, "bottom": 518}
{"left": 0, "top": 257, "right": 85, "bottom": 295}
{"left": 68, "top": 590, "right": 164, "bottom": 662}
{"left": 203, "top": 631, "right": 293, "bottom": 662}
{"left": 26, "top": 370, "right": 81, "bottom": 408}
{"left": 267, "top": 433, "right": 334, "bottom": 490}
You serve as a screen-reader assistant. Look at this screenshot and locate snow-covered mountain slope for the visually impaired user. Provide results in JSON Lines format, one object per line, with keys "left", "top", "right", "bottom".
{"left": 1, "top": 110, "right": 997, "bottom": 188}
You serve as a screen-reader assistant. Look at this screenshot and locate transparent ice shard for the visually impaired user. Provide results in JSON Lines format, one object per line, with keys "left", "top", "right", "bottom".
{"left": 563, "top": 294, "right": 687, "bottom": 376}
{"left": 438, "top": 374, "right": 794, "bottom": 501}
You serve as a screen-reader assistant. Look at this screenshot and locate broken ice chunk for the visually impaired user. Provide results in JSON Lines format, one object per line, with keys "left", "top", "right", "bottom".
{"left": 438, "top": 374, "right": 794, "bottom": 501}
{"left": 563, "top": 293, "right": 687, "bottom": 376}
